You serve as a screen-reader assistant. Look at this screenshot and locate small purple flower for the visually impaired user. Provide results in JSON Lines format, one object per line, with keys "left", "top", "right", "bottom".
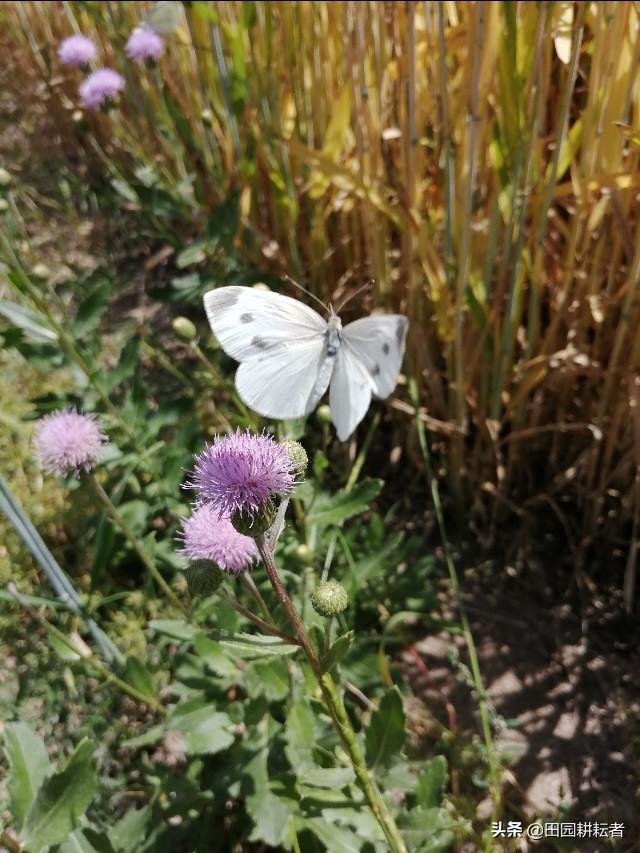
{"left": 79, "top": 68, "right": 125, "bottom": 109}
{"left": 34, "top": 409, "right": 108, "bottom": 477}
{"left": 188, "top": 430, "right": 295, "bottom": 518}
{"left": 178, "top": 504, "right": 258, "bottom": 574}
{"left": 126, "top": 27, "right": 164, "bottom": 62}
{"left": 58, "top": 34, "right": 97, "bottom": 67}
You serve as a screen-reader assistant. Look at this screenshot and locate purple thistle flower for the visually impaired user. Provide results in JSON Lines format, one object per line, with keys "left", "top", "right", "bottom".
{"left": 58, "top": 34, "right": 97, "bottom": 67}
{"left": 34, "top": 409, "right": 108, "bottom": 477}
{"left": 188, "top": 430, "right": 295, "bottom": 518}
{"left": 126, "top": 27, "right": 164, "bottom": 62}
{"left": 178, "top": 504, "right": 258, "bottom": 574}
{"left": 79, "top": 68, "right": 125, "bottom": 109}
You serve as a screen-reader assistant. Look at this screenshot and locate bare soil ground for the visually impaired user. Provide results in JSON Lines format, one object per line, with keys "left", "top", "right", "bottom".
{"left": 404, "top": 559, "right": 640, "bottom": 852}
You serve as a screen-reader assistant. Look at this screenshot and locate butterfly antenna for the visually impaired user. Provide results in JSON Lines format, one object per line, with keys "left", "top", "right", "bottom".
{"left": 334, "top": 280, "right": 374, "bottom": 314}
{"left": 283, "top": 274, "right": 330, "bottom": 313}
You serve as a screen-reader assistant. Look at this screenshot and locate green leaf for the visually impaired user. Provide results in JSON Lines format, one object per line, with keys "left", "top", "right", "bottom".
{"left": 176, "top": 240, "right": 208, "bottom": 269}
{"left": 245, "top": 658, "right": 290, "bottom": 700}
{"left": 216, "top": 632, "right": 300, "bottom": 658}
{"left": 118, "top": 500, "right": 149, "bottom": 535}
{"left": 108, "top": 804, "right": 151, "bottom": 852}
{"left": 0, "top": 299, "right": 56, "bottom": 342}
{"left": 192, "top": 635, "right": 238, "bottom": 678}
{"left": 398, "top": 806, "right": 457, "bottom": 852}
{"left": 148, "top": 620, "right": 199, "bottom": 641}
{"left": 49, "top": 631, "right": 82, "bottom": 662}
{"left": 124, "top": 657, "right": 156, "bottom": 702}
{"left": 365, "top": 686, "right": 405, "bottom": 769}
{"left": 121, "top": 724, "right": 166, "bottom": 750}
{"left": 321, "top": 630, "right": 354, "bottom": 673}
{"left": 59, "top": 829, "right": 107, "bottom": 853}
{"left": 169, "top": 706, "right": 235, "bottom": 755}
{"left": 284, "top": 700, "right": 317, "bottom": 772}
{"left": 300, "top": 818, "right": 363, "bottom": 853}
{"left": 307, "top": 479, "right": 383, "bottom": 528}
{"left": 21, "top": 738, "right": 96, "bottom": 852}
{"left": 3, "top": 722, "right": 51, "bottom": 827}
{"left": 105, "top": 336, "right": 139, "bottom": 392}
{"left": 73, "top": 281, "right": 110, "bottom": 338}
{"left": 300, "top": 767, "right": 355, "bottom": 788}
{"left": 246, "top": 791, "right": 290, "bottom": 848}
{"left": 350, "top": 532, "right": 404, "bottom": 585}
{"left": 416, "top": 756, "right": 448, "bottom": 808}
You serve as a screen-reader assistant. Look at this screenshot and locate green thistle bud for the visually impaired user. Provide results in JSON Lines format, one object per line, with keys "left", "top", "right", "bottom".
{"left": 0, "top": 168, "right": 11, "bottom": 187}
{"left": 201, "top": 108, "right": 213, "bottom": 126}
{"left": 294, "top": 543, "right": 313, "bottom": 564}
{"left": 316, "top": 404, "right": 332, "bottom": 426}
{"left": 280, "top": 439, "right": 308, "bottom": 476}
{"left": 31, "top": 263, "right": 50, "bottom": 281}
{"left": 184, "top": 559, "right": 224, "bottom": 596}
{"left": 0, "top": 199, "right": 8, "bottom": 213}
{"left": 311, "top": 580, "right": 348, "bottom": 617}
{"left": 231, "top": 500, "right": 276, "bottom": 538}
{"left": 172, "top": 316, "right": 197, "bottom": 341}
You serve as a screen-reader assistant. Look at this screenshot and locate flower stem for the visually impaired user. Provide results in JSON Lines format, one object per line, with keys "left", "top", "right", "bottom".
{"left": 87, "top": 475, "right": 186, "bottom": 613}
{"left": 255, "top": 535, "right": 407, "bottom": 853}
{"left": 240, "top": 573, "right": 272, "bottom": 620}
{"left": 216, "top": 587, "right": 298, "bottom": 645}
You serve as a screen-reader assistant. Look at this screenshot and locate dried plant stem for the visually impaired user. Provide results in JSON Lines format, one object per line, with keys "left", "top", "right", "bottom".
{"left": 255, "top": 534, "right": 407, "bottom": 853}
{"left": 87, "top": 475, "right": 186, "bottom": 613}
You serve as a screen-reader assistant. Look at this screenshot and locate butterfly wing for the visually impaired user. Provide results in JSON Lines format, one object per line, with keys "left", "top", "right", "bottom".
{"left": 204, "top": 286, "right": 332, "bottom": 420}
{"left": 329, "top": 342, "right": 374, "bottom": 441}
{"left": 143, "top": 1, "right": 182, "bottom": 33}
{"left": 340, "top": 315, "right": 408, "bottom": 399}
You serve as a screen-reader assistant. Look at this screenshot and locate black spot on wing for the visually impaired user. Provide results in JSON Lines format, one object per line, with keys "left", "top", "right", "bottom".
{"left": 251, "top": 336, "right": 273, "bottom": 350}
{"left": 211, "top": 288, "right": 239, "bottom": 311}
{"left": 383, "top": 343, "right": 390, "bottom": 355}
{"left": 240, "top": 312, "right": 254, "bottom": 323}
{"left": 370, "top": 363, "right": 381, "bottom": 377}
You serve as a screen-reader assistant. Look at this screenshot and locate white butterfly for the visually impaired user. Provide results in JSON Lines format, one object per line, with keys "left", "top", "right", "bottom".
{"left": 203, "top": 285, "right": 408, "bottom": 441}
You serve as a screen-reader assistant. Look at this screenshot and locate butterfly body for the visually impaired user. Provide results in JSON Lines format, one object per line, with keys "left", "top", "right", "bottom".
{"left": 204, "top": 286, "right": 408, "bottom": 440}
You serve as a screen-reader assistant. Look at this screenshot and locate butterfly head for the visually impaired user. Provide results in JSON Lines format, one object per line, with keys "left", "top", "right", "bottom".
{"left": 327, "top": 310, "right": 342, "bottom": 332}
{"left": 326, "top": 310, "right": 342, "bottom": 357}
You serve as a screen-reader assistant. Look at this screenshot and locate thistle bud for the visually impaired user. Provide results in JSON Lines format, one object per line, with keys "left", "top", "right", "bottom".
{"left": 184, "top": 559, "right": 224, "bottom": 596}
{"left": 294, "top": 543, "right": 313, "bottom": 564}
{"left": 201, "top": 108, "right": 213, "bottom": 126}
{"left": 0, "top": 168, "right": 11, "bottom": 188}
{"left": 231, "top": 500, "right": 276, "bottom": 538}
{"left": 311, "top": 580, "right": 348, "bottom": 617}
{"left": 280, "top": 439, "right": 308, "bottom": 476}
{"left": 31, "top": 263, "right": 51, "bottom": 281}
{"left": 316, "top": 404, "right": 331, "bottom": 426}
{"left": 0, "top": 199, "right": 8, "bottom": 213}
{"left": 172, "top": 316, "right": 197, "bottom": 341}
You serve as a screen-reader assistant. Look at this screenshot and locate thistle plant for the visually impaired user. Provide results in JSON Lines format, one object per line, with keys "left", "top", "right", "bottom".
{"left": 33, "top": 408, "right": 184, "bottom": 612}
{"left": 125, "top": 27, "right": 164, "bottom": 62}
{"left": 186, "top": 429, "right": 408, "bottom": 853}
